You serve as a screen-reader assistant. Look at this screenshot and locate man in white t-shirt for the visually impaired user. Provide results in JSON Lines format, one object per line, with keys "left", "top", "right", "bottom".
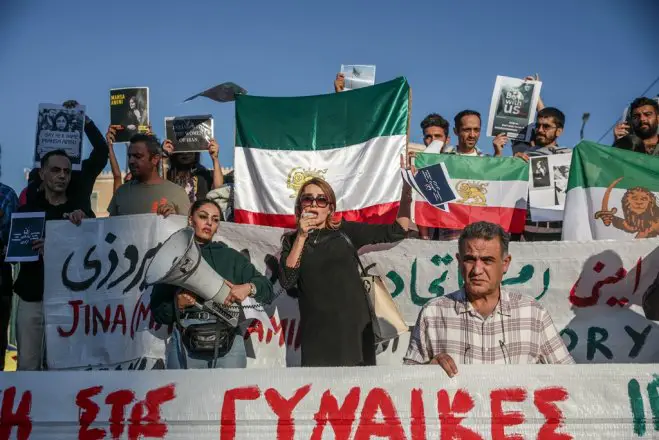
{"left": 441, "top": 110, "right": 505, "bottom": 157}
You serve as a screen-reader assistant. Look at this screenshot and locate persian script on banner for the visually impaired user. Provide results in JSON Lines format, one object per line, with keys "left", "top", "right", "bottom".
{"left": 412, "top": 152, "right": 529, "bottom": 233}
{"left": 563, "top": 141, "right": 659, "bottom": 241}
{"left": 233, "top": 77, "right": 410, "bottom": 228}
{"left": 43, "top": 217, "right": 659, "bottom": 370}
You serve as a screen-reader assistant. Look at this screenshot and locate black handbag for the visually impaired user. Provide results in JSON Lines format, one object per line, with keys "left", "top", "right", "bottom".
{"left": 179, "top": 322, "right": 236, "bottom": 357}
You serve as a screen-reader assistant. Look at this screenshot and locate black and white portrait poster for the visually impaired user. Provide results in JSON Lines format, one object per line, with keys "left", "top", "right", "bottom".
{"left": 34, "top": 104, "right": 85, "bottom": 170}
{"left": 110, "top": 87, "right": 149, "bottom": 143}
{"left": 164, "top": 115, "right": 214, "bottom": 153}
{"left": 528, "top": 153, "right": 573, "bottom": 222}
{"left": 5, "top": 212, "right": 46, "bottom": 263}
{"left": 487, "top": 75, "right": 542, "bottom": 142}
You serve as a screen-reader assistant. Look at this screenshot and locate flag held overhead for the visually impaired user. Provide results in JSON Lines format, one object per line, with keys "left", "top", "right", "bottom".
{"left": 183, "top": 82, "right": 247, "bottom": 103}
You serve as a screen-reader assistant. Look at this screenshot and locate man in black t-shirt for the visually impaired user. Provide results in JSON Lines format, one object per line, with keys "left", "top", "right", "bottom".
{"left": 14, "top": 150, "right": 94, "bottom": 370}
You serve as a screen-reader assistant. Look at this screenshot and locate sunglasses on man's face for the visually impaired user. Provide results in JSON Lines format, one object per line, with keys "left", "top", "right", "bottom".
{"left": 300, "top": 194, "right": 330, "bottom": 208}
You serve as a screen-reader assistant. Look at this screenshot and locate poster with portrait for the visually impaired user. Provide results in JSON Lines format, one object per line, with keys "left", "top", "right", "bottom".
{"left": 487, "top": 76, "right": 542, "bottom": 142}
{"left": 164, "top": 115, "right": 214, "bottom": 153}
{"left": 528, "top": 153, "right": 573, "bottom": 221}
{"left": 5, "top": 212, "right": 46, "bottom": 263}
{"left": 340, "top": 64, "right": 376, "bottom": 91}
{"left": 34, "top": 104, "right": 85, "bottom": 170}
{"left": 110, "top": 87, "right": 149, "bottom": 143}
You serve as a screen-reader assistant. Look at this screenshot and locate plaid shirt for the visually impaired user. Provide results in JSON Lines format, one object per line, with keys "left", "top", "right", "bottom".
{"left": 404, "top": 288, "right": 574, "bottom": 365}
{"left": 0, "top": 183, "right": 18, "bottom": 244}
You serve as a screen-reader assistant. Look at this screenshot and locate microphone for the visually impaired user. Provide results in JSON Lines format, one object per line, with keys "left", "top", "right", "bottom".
{"left": 302, "top": 212, "right": 317, "bottom": 234}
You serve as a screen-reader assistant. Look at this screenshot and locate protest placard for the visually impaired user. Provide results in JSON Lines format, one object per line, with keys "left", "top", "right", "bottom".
{"left": 34, "top": 104, "right": 85, "bottom": 170}
{"left": 5, "top": 212, "right": 45, "bottom": 263}
{"left": 340, "top": 64, "right": 376, "bottom": 90}
{"left": 110, "top": 87, "right": 149, "bottom": 143}
{"left": 164, "top": 115, "right": 213, "bottom": 152}
{"left": 487, "top": 75, "right": 542, "bottom": 142}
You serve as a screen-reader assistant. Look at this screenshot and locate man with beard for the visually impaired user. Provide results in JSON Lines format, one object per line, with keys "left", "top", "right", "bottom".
{"left": 514, "top": 107, "right": 570, "bottom": 241}
{"left": 13, "top": 150, "right": 93, "bottom": 370}
{"left": 161, "top": 139, "right": 223, "bottom": 203}
{"left": 108, "top": 134, "right": 190, "bottom": 217}
{"left": 614, "top": 97, "right": 659, "bottom": 156}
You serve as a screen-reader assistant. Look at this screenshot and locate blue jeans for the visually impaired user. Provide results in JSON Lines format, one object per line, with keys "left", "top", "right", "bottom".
{"left": 166, "top": 324, "right": 246, "bottom": 369}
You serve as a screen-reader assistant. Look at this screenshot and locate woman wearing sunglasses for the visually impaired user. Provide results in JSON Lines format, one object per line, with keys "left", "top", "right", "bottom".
{"left": 279, "top": 175, "right": 411, "bottom": 367}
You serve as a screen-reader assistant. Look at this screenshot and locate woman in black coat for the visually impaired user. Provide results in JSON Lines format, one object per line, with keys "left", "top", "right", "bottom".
{"left": 279, "top": 176, "right": 411, "bottom": 367}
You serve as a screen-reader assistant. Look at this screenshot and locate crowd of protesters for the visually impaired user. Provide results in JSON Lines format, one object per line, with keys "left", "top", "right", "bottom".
{"left": 0, "top": 73, "right": 657, "bottom": 373}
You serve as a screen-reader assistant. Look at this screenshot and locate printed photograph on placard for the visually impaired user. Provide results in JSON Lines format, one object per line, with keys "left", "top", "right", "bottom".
{"left": 531, "top": 156, "right": 550, "bottom": 188}
{"left": 487, "top": 75, "right": 542, "bottom": 142}
{"left": 110, "top": 87, "right": 149, "bottom": 143}
{"left": 340, "top": 64, "right": 376, "bottom": 91}
{"left": 34, "top": 104, "right": 85, "bottom": 170}
{"left": 553, "top": 164, "right": 570, "bottom": 205}
{"left": 5, "top": 212, "right": 46, "bottom": 263}
{"left": 529, "top": 152, "right": 573, "bottom": 221}
{"left": 164, "top": 115, "right": 214, "bottom": 153}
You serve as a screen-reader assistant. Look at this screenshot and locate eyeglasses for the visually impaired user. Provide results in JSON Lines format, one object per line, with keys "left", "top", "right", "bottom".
{"left": 300, "top": 194, "right": 329, "bottom": 208}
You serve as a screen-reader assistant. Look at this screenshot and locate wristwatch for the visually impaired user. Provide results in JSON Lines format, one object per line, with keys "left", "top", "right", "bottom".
{"left": 248, "top": 283, "right": 257, "bottom": 298}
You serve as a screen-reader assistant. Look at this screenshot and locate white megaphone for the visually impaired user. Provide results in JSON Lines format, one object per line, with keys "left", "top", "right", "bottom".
{"left": 145, "top": 227, "right": 239, "bottom": 327}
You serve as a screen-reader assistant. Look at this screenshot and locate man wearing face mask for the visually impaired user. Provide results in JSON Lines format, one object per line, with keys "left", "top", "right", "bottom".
{"left": 162, "top": 139, "right": 224, "bottom": 203}
{"left": 415, "top": 114, "right": 451, "bottom": 240}
{"left": 404, "top": 221, "right": 573, "bottom": 376}
{"left": 613, "top": 97, "right": 659, "bottom": 156}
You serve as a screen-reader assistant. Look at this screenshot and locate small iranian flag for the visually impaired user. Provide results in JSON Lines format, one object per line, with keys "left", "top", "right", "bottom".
{"left": 562, "top": 141, "right": 659, "bottom": 241}
{"left": 413, "top": 153, "right": 529, "bottom": 233}
{"left": 233, "top": 77, "right": 409, "bottom": 227}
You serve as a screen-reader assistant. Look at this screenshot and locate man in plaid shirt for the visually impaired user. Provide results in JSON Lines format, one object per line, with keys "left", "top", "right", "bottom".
{"left": 404, "top": 221, "right": 573, "bottom": 376}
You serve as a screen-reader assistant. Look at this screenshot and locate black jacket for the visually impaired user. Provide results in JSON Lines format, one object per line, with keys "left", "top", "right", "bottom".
{"left": 24, "top": 120, "right": 108, "bottom": 214}
{"left": 13, "top": 192, "right": 94, "bottom": 302}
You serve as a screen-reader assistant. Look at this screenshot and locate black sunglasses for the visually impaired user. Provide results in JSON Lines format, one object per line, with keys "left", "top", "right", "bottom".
{"left": 300, "top": 194, "right": 329, "bottom": 208}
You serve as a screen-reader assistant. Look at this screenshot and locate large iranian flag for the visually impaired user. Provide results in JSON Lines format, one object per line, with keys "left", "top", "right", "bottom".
{"left": 233, "top": 77, "right": 410, "bottom": 227}
{"left": 413, "top": 153, "right": 529, "bottom": 233}
{"left": 562, "top": 141, "right": 659, "bottom": 241}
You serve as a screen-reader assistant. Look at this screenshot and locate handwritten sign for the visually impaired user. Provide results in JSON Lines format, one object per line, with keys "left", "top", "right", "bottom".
{"left": 1, "top": 365, "right": 657, "bottom": 439}
{"left": 44, "top": 217, "right": 659, "bottom": 369}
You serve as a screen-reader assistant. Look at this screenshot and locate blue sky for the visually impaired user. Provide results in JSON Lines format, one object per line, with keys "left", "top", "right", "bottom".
{"left": 1, "top": 0, "right": 657, "bottom": 192}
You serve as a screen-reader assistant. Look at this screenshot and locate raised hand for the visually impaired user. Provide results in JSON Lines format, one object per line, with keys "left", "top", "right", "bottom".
{"left": 334, "top": 73, "right": 345, "bottom": 93}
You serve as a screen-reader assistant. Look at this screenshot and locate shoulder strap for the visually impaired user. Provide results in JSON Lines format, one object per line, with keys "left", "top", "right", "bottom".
{"left": 339, "top": 231, "right": 367, "bottom": 277}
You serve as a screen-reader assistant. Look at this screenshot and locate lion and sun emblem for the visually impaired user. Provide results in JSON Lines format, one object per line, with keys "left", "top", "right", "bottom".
{"left": 594, "top": 177, "right": 659, "bottom": 238}
{"left": 286, "top": 167, "right": 328, "bottom": 198}
{"left": 454, "top": 181, "right": 488, "bottom": 206}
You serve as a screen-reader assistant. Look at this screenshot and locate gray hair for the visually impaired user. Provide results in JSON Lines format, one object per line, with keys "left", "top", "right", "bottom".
{"left": 458, "top": 221, "right": 510, "bottom": 257}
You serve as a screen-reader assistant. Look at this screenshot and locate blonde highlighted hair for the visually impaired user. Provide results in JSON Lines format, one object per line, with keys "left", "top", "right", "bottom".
{"left": 294, "top": 177, "right": 341, "bottom": 230}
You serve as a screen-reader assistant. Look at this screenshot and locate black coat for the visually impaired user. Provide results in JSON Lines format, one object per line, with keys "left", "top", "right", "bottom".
{"left": 279, "top": 221, "right": 405, "bottom": 367}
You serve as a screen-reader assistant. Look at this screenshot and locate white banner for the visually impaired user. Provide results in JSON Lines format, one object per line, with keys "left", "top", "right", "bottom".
{"left": 44, "top": 216, "right": 659, "bottom": 369}
{"left": 1, "top": 365, "right": 657, "bottom": 439}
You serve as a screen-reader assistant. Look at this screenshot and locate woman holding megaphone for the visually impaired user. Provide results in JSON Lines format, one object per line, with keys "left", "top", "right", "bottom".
{"left": 279, "top": 174, "right": 412, "bottom": 367}
{"left": 151, "top": 199, "right": 273, "bottom": 369}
